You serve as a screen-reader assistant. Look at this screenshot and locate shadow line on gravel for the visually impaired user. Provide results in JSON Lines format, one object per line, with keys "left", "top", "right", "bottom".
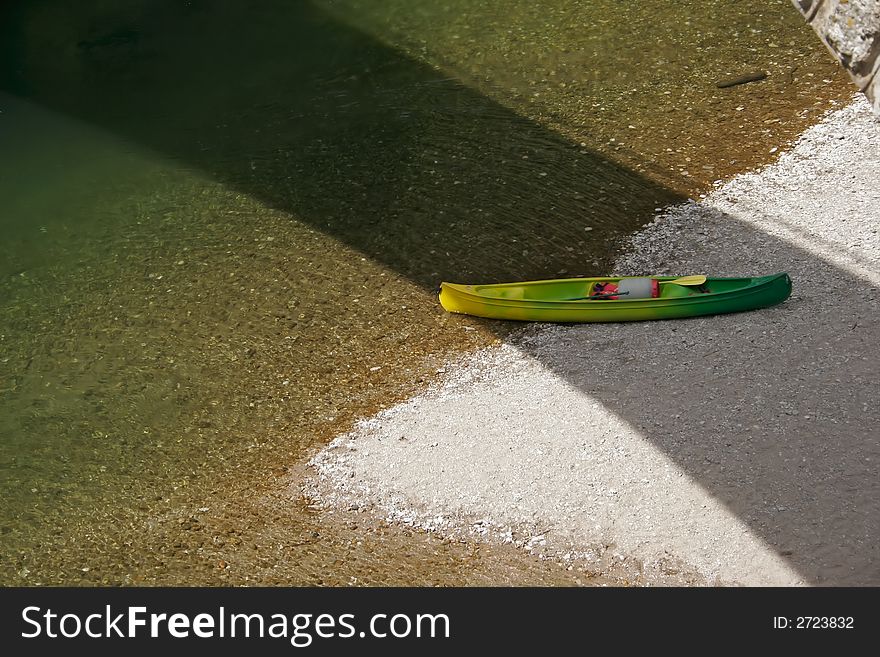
{"left": 517, "top": 206, "right": 879, "bottom": 584}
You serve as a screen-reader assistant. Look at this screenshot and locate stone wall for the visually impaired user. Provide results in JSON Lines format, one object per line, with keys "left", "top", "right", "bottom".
{"left": 792, "top": 0, "right": 880, "bottom": 114}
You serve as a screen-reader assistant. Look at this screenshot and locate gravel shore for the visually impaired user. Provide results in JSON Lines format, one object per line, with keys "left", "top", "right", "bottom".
{"left": 306, "top": 95, "right": 880, "bottom": 586}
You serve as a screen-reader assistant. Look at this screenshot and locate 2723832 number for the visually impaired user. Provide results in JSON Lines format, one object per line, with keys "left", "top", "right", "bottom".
{"left": 796, "top": 617, "right": 854, "bottom": 629}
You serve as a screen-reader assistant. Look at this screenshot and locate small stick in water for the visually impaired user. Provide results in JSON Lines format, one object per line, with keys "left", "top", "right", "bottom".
{"left": 714, "top": 71, "right": 768, "bottom": 88}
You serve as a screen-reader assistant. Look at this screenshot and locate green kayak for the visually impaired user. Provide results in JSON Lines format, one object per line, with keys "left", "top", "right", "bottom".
{"left": 439, "top": 272, "right": 792, "bottom": 322}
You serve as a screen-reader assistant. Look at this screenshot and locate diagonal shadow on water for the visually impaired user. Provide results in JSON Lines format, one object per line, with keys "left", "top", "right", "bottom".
{"left": 0, "top": 0, "right": 680, "bottom": 285}
{"left": 1, "top": 0, "right": 876, "bottom": 584}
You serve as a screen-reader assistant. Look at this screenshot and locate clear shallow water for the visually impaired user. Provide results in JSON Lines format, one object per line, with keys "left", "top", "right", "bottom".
{"left": 0, "top": 0, "right": 854, "bottom": 585}
{"left": 319, "top": 0, "right": 854, "bottom": 189}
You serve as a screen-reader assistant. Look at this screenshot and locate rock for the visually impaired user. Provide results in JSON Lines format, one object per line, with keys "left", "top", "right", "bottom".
{"left": 792, "top": 0, "right": 880, "bottom": 114}
{"left": 714, "top": 71, "right": 768, "bottom": 89}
